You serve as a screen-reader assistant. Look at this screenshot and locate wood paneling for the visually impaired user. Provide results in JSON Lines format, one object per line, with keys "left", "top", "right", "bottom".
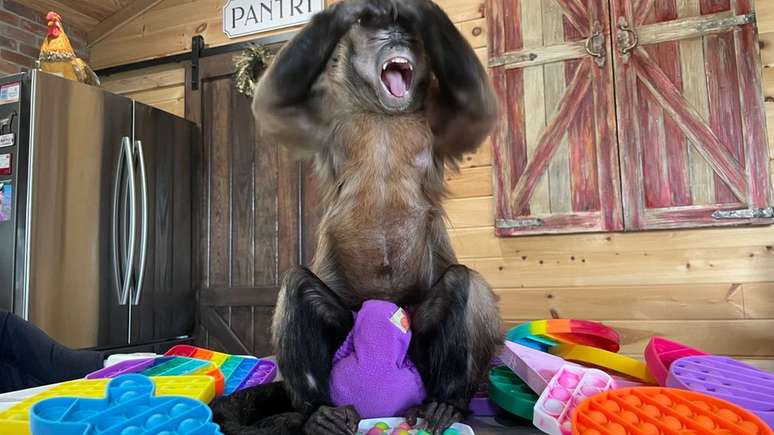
{"left": 24, "top": 0, "right": 137, "bottom": 31}
{"left": 101, "top": 64, "right": 185, "bottom": 117}
{"left": 89, "top": 0, "right": 486, "bottom": 69}
{"left": 96, "top": 0, "right": 774, "bottom": 360}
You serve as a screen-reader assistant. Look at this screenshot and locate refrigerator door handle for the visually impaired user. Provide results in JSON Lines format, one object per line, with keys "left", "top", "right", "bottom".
{"left": 132, "top": 140, "right": 149, "bottom": 306}
{"left": 111, "top": 137, "right": 127, "bottom": 304}
{"left": 111, "top": 138, "right": 128, "bottom": 303}
{"left": 120, "top": 137, "right": 137, "bottom": 305}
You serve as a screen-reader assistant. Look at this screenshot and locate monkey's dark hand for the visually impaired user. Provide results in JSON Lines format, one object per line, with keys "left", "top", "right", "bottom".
{"left": 404, "top": 402, "right": 464, "bottom": 435}
{"left": 303, "top": 405, "right": 360, "bottom": 435}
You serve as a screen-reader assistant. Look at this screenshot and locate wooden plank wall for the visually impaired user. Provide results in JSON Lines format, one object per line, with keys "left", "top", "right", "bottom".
{"left": 96, "top": 0, "right": 774, "bottom": 367}
{"left": 100, "top": 63, "right": 186, "bottom": 117}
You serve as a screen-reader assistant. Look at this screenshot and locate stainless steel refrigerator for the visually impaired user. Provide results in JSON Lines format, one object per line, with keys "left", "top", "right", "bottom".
{"left": 0, "top": 70, "right": 195, "bottom": 351}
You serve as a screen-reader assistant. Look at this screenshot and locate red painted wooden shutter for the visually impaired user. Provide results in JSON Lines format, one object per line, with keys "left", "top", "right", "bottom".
{"left": 487, "top": 0, "right": 624, "bottom": 236}
{"left": 612, "top": 0, "right": 772, "bottom": 229}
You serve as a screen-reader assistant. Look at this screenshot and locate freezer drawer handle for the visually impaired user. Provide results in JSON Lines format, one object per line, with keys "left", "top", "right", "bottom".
{"left": 133, "top": 140, "right": 149, "bottom": 306}
{"left": 114, "top": 137, "right": 136, "bottom": 305}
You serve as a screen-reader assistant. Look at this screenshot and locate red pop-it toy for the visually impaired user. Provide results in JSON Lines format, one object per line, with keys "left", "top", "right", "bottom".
{"left": 572, "top": 387, "right": 773, "bottom": 435}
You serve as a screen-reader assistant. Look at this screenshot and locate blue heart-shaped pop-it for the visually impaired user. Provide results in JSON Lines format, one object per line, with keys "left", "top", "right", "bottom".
{"left": 29, "top": 374, "right": 221, "bottom": 435}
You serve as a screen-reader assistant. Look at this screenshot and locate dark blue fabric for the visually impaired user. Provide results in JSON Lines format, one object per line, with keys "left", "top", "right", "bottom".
{"left": 0, "top": 309, "right": 104, "bottom": 393}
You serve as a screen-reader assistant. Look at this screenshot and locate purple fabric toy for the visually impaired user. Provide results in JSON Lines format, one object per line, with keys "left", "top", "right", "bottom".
{"left": 330, "top": 300, "right": 426, "bottom": 418}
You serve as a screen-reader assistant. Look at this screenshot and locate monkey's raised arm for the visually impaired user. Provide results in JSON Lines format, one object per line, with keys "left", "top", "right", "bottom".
{"left": 253, "top": 0, "right": 391, "bottom": 152}
{"left": 405, "top": 1, "right": 497, "bottom": 161}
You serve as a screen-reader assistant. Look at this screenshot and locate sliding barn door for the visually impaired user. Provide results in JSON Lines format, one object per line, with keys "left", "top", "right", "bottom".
{"left": 186, "top": 50, "right": 321, "bottom": 356}
{"left": 488, "top": 0, "right": 623, "bottom": 236}
{"left": 613, "top": 0, "right": 772, "bottom": 229}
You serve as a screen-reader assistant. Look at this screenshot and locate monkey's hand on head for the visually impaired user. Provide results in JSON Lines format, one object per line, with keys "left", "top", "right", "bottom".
{"left": 396, "top": 0, "right": 498, "bottom": 163}
{"left": 252, "top": 0, "right": 397, "bottom": 155}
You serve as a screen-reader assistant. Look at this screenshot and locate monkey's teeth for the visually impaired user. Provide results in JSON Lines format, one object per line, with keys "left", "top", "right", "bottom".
{"left": 383, "top": 57, "right": 412, "bottom": 71}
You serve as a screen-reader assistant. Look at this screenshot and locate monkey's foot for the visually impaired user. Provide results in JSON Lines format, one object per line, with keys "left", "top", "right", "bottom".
{"left": 303, "top": 405, "right": 360, "bottom": 435}
{"left": 404, "top": 402, "right": 464, "bottom": 435}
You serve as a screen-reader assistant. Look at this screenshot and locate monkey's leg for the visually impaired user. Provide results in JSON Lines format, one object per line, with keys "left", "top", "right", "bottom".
{"left": 273, "top": 266, "right": 360, "bottom": 435}
{"left": 210, "top": 382, "right": 304, "bottom": 435}
{"left": 408, "top": 265, "right": 502, "bottom": 434}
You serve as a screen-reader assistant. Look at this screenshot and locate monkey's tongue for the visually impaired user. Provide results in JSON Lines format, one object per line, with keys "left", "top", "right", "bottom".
{"left": 383, "top": 70, "right": 407, "bottom": 98}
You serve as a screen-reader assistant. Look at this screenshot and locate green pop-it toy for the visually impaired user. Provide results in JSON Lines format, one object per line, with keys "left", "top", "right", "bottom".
{"left": 488, "top": 365, "right": 538, "bottom": 420}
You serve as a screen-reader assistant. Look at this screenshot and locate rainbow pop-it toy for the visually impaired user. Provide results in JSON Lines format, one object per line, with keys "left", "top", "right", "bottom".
{"left": 87, "top": 356, "right": 225, "bottom": 396}
{"left": 507, "top": 320, "right": 620, "bottom": 353}
{"left": 644, "top": 337, "right": 706, "bottom": 386}
{"left": 164, "top": 345, "right": 277, "bottom": 395}
{"left": 356, "top": 417, "right": 474, "bottom": 435}
{"left": 550, "top": 343, "right": 656, "bottom": 384}
{"left": 571, "top": 387, "right": 773, "bottom": 435}
{"left": 29, "top": 374, "right": 220, "bottom": 435}
{"left": 533, "top": 365, "right": 613, "bottom": 435}
{"left": 666, "top": 355, "right": 774, "bottom": 427}
{"left": 0, "top": 376, "right": 215, "bottom": 435}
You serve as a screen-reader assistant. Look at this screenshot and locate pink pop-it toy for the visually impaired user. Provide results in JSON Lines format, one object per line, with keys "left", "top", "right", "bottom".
{"left": 501, "top": 341, "right": 644, "bottom": 395}
{"left": 533, "top": 364, "right": 614, "bottom": 435}
{"left": 644, "top": 337, "right": 705, "bottom": 386}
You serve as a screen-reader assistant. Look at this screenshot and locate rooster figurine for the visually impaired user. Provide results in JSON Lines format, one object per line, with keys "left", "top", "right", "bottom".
{"left": 38, "top": 12, "right": 100, "bottom": 86}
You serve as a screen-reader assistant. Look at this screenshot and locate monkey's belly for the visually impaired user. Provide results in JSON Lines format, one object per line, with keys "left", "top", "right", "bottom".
{"left": 328, "top": 217, "right": 429, "bottom": 301}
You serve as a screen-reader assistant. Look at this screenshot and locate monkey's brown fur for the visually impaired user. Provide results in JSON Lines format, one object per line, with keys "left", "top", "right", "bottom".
{"left": 252, "top": 0, "right": 502, "bottom": 431}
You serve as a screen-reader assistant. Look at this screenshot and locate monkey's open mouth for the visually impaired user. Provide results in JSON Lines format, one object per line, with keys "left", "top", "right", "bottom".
{"left": 381, "top": 57, "right": 414, "bottom": 98}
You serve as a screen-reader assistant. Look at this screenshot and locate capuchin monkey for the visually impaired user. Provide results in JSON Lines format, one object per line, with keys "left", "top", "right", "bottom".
{"left": 211, "top": 0, "right": 501, "bottom": 434}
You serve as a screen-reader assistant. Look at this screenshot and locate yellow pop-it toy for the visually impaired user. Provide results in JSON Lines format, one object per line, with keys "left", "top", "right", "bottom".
{"left": 0, "top": 375, "right": 215, "bottom": 435}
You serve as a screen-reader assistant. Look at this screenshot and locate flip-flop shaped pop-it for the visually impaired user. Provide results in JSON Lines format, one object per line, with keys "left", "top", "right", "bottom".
{"left": 502, "top": 341, "right": 645, "bottom": 395}
{"left": 88, "top": 356, "right": 225, "bottom": 396}
{"left": 571, "top": 387, "right": 774, "bottom": 435}
{"left": 0, "top": 376, "right": 215, "bottom": 435}
{"left": 29, "top": 374, "right": 220, "bottom": 435}
{"left": 644, "top": 337, "right": 706, "bottom": 386}
{"left": 533, "top": 365, "right": 614, "bottom": 435}
{"left": 165, "top": 345, "right": 277, "bottom": 395}
{"left": 506, "top": 320, "right": 620, "bottom": 353}
{"left": 666, "top": 355, "right": 774, "bottom": 427}
{"left": 488, "top": 365, "right": 538, "bottom": 420}
{"left": 550, "top": 343, "right": 656, "bottom": 384}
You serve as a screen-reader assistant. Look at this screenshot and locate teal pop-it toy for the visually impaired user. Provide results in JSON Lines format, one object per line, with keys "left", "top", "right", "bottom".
{"left": 29, "top": 374, "right": 221, "bottom": 435}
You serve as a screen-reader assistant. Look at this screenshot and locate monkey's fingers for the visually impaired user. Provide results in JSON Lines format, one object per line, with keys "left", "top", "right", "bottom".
{"left": 422, "top": 402, "right": 463, "bottom": 435}
{"left": 404, "top": 405, "right": 423, "bottom": 426}
{"left": 304, "top": 406, "right": 356, "bottom": 435}
{"left": 326, "top": 407, "right": 357, "bottom": 435}
{"left": 342, "top": 405, "right": 361, "bottom": 433}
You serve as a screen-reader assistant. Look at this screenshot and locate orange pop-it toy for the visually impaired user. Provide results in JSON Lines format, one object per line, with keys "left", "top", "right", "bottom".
{"left": 571, "top": 387, "right": 773, "bottom": 435}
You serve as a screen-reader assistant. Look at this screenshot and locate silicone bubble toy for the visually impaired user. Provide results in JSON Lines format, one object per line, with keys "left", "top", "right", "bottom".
{"left": 666, "top": 355, "right": 774, "bottom": 427}
{"left": 644, "top": 337, "right": 706, "bottom": 386}
{"left": 550, "top": 343, "right": 656, "bottom": 384}
{"left": 488, "top": 365, "right": 538, "bottom": 420}
{"left": 28, "top": 374, "right": 220, "bottom": 435}
{"left": 501, "top": 341, "right": 645, "bottom": 395}
{"left": 0, "top": 375, "right": 215, "bottom": 435}
{"left": 164, "top": 345, "right": 277, "bottom": 395}
{"left": 506, "top": 320, "right": 620, "bottom": 353}
{"left": 533, "top": 365, "right": 614, "bottom": 435}
{"left": 572, "top": 387, "right": 773, "bottom": 435}
{"left": 356, "top": 417, "right": 474, "bottom": 435}
{"left": 87, "top": 356, "right": 226, "bottom": 396}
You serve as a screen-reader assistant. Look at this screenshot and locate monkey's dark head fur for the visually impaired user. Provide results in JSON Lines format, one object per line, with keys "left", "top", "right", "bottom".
{"left": 327, "top": 5, "right": 431, "bottom": 113}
